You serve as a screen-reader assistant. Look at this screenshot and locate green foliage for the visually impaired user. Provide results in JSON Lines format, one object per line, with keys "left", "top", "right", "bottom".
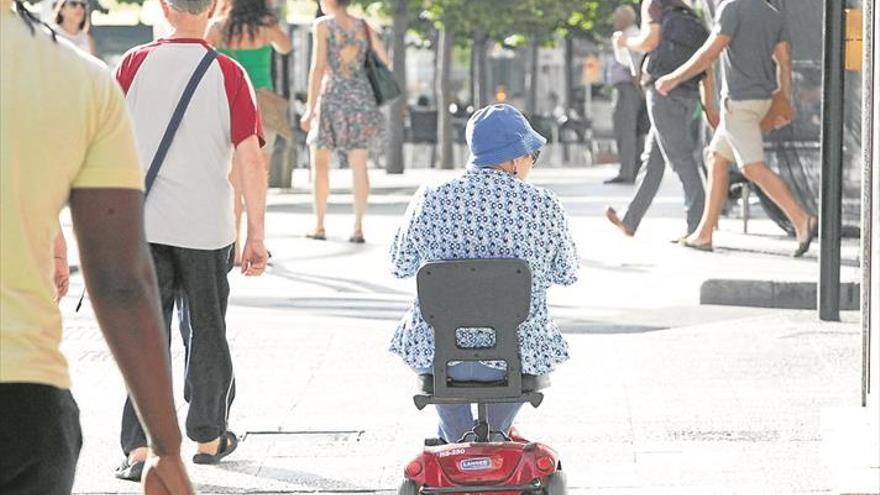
{"left": 353, "top": 0, "right": 433, "bottom": 47}
{"left": 565, "top": 0, "right": 640, "bottom": 40}
{"left": 424, "top": 0, "right": 640, "bottom": 47}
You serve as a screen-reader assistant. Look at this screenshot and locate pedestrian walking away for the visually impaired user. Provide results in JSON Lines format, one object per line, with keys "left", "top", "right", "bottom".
{"left": 605, "top": 0, "right": 718, "bottom": 239}
{"left": 300, "top": 0, "right": 389, "bottom": 244}
{"left": 1, "top": 0, "right": 192, "bottom": 492}
{"left": 207, "top": 0, "right": 292, "bottom": 266}
{"left": 655, "top": 0, "right": 818, "bottom": 256}
{"left": 605, "top": 5, "right": 647, "bottom": 185}
{"left": 113, "top": 0, "right": 269, "bottom": 479}
{"left": 389, "top": 104, "right": 579, "bottom": 442}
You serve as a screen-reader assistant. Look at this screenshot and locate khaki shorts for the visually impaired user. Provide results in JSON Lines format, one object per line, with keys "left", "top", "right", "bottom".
{"left": 709, "top": 98, "right": 772, "bottom": 168}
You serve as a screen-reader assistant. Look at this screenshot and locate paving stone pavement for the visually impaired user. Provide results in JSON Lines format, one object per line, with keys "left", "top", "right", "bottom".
{"left": 56, "top": 166, "right": 873, "bottom": 494}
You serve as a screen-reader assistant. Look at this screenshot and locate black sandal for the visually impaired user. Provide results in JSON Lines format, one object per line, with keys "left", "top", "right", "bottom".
{"left": 792, "top": 216, "right": 818, "bottom": 258}
{"left": 306, "top": 230, "right": 326, "bottom": 241}
{"left": 114, "top": 457, "right": 145, "bottom": 482}
{"left": 192, "top": 431, "right": 239, "bottom": 465}
{"left": 349, "top": 234, "right": 366, "bottom": 244}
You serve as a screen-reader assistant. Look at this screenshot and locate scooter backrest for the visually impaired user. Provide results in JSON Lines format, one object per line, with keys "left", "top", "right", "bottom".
{"left": 416, "top": 259, "right": 532, "bottom": 401}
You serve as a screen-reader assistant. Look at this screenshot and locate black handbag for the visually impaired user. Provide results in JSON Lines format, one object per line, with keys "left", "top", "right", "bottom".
{"left": 362, "top": 21, "right": 402, "bottom": 106}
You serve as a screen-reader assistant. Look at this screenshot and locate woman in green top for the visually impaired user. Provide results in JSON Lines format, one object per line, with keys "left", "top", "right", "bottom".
{"left": 207, "top": 0, "right": 291, "bottom": 264}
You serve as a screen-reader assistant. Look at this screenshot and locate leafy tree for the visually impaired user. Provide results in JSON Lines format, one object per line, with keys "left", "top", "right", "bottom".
{"left": 356, "top": 0, "right": 643, "bottom": 170}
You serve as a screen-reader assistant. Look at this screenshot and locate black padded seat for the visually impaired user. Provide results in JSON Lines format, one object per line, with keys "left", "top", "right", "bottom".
{"left": 418, "top": 374, "right": 550, "bottom": 395}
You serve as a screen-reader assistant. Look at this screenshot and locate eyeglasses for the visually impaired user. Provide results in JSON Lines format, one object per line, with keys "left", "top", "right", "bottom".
{"left": 529, "top": 149, "right": 541, "bottom": 166}
{"left": 66, "top": 1, "right": 86, "bottom": 8}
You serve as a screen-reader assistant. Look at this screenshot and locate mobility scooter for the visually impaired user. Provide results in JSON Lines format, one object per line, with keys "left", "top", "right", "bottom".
{"left": 399, "top": 259, "right": 567, "bottom": 495}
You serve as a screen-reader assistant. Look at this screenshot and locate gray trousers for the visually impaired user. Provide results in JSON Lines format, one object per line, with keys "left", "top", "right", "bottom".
{"left": 121, "top": 243, "right": 235, "bottom": 454}
{"left": 612, "top": 82, "right": 646, "bottom": 180}
{"left": 622, "top": 88, "right": 706, "bottom": 234}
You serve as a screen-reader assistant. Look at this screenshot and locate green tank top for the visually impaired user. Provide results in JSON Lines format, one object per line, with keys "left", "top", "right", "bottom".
{"left": 218, "top": 45, "right": 273, "bottom": 90}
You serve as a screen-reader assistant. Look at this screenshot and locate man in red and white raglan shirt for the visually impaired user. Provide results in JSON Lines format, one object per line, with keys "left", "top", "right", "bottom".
{"left": 112, "top": 0, "right": 268, "bottom": 480}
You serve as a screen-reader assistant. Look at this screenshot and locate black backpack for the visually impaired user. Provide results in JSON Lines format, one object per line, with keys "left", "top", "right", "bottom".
{"left": 644, "top": 1, "right": 710, "bottom": 91}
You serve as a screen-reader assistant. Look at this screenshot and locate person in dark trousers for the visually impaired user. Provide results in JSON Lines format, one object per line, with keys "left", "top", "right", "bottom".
{"left": 656, "top": 0, "right": 818, "bottom": 256}
{"left": 605, "top": 5, "right": 647, "bottom": 185}
{"left": 605, "top": 0, "right": 719, "bottom": 239}
{"left": 113, "top": 0, "right": 269, "bottom": 480}
{"left": 0, "top": 0, "right": 192, "bottom": 492}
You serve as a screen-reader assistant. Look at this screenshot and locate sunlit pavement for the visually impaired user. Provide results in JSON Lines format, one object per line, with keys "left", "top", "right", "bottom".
{"left": 59, "top": 165, "right": 870, "bottom": 494}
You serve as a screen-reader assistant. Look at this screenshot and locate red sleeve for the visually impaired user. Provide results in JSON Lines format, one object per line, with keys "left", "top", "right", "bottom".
{"left": 114, "top": 43, "right": 154, "bottom": 94}
{"left": 217, "top": 55, "right": 265, "bottom": 148}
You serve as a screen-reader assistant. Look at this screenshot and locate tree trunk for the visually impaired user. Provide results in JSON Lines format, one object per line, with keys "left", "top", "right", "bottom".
{"left": 525, "top": 37, "right": 539, "bottom": 116}
{"left": 436, "top": 28, "right": 455, "bottom": 170}
{"left": 386, "top": 0, "right": 408, "bottom": 174}
{"left": 469, "top": 42, "right": 475, "bottom": 106}
{"left": 472, "top": 30, "right": 489, "bottom": 109}
{"left": 563, "top": 35, "right": 574, "bottom": 114}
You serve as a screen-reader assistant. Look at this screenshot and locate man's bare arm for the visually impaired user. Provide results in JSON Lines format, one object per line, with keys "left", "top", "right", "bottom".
{"left": 234, "top": 135, "right": 268, "bottom": 276}
{"left": 773, "top": 40, "right": 792, "bottom": 101}
{"left": 699, "top": 65, "right": 720, "bottom": 128}
{"left": 69, "top": 188, "right": 182, "bottom": 457}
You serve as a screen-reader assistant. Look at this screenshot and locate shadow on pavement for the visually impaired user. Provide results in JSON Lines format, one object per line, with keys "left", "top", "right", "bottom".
{"left": 229, "top": 295, "right": 409, "bottom": 321}
{"left": 557, "top": 319, "right": 668, "bottom": 334}
{"left": 212, "top": 460, "right": 373, "bottom": 492}
{"left": 267, "top": 265, "right": 409, "bottom": 296}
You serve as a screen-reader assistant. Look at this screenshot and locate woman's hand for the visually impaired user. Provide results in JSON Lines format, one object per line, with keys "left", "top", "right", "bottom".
{"left": 299, "top": 109, "right": 314, "bottom": 132}
{"left": 53, "top": 230, "right": 69, "bottom": 303}
{"left": 54, "top": 256, "right": 70, "bottom": 303}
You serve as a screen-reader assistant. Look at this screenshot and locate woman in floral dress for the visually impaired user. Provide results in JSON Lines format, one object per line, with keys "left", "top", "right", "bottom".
{"left": 389, "top": 105, "right": 580, "bottom": 443}
{"left": 300, "top": 0, "right": 389, "bottom": 243}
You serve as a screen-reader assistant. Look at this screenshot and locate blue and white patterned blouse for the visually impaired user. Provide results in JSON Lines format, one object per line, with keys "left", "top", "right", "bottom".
{"left": 389, "top": 167, "right": 579, "bottom": 376}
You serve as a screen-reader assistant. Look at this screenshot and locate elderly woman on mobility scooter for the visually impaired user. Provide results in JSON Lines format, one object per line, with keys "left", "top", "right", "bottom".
{"left": 389, "top": 104, "right": 579, "bottom": 444}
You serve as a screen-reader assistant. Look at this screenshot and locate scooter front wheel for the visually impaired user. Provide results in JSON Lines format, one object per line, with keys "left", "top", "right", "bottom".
{"left": 399, "top": 479, "right": 420, "bottom": 495}
{"left": 543, "top": 470, "right": 567, "bottom": 495}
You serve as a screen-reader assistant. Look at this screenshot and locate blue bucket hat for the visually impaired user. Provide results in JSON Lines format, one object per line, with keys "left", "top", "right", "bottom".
{"left": 466, "top": 104, "right": 547, "bottom": 168}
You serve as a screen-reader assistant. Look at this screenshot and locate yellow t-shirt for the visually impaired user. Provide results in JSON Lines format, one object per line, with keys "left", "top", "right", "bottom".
{"left": 0, "top": 3, "right": 144, "bottom": 389}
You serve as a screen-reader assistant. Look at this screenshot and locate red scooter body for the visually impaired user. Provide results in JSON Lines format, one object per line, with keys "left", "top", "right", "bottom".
{"left": 402, "top": 432, "right": 560, "bottom": 495}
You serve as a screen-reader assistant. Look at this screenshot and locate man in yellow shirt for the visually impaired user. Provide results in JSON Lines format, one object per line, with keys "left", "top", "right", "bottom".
{"left": 0, "top": 1, "right": 192, "bottom": 492}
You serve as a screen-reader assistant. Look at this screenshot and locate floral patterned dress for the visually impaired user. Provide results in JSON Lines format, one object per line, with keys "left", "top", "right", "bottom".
{"left": 389, "top": 168, "right": 580, "bottom": 376}
{"left": 308, "top": 17, "right": 385, "bottom": 151}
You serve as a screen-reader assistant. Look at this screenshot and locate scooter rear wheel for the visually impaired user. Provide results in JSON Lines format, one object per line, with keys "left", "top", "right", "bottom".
{"left": 398, "top": 480, "right": 420, "bottom": 495}
{"left": 543, "top": 470, "right": 567, "bottom": 495}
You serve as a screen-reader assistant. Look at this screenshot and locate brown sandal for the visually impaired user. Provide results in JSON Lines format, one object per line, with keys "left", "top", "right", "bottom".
{"left": 679, "top": 238, "right": 714, "bottom": 252}
{"left": 306, "top": 230, "right": 326, "bottom": 241}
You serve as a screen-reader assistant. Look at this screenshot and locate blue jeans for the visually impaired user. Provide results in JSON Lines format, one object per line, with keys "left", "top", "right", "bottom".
{"left": 416, "top": 362, "right": 524, "bottom": 443}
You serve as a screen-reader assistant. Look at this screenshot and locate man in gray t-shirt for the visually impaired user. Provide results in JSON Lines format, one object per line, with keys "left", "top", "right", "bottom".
{"left": 715, "top": 0, "right": 790, "bottom": 100}
{"left": 652, "top": 0, "right": 818, "bottom": 258}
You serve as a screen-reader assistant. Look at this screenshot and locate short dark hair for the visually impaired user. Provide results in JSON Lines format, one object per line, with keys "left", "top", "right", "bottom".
{"left": 53, "top": 0, "right": 88, "bottom": 32}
